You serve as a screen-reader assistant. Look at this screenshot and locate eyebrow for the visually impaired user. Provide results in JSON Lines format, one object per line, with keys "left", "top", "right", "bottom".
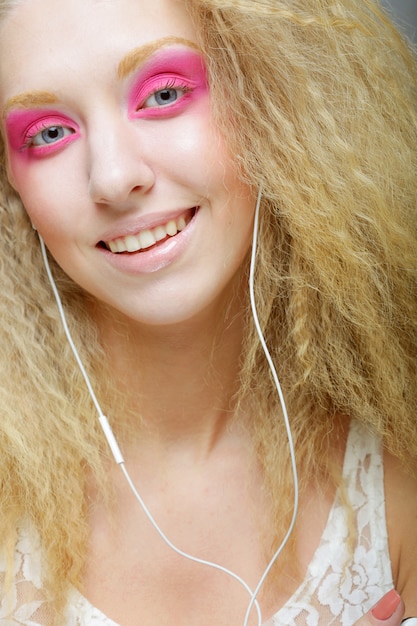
{"left": 3, "top": 91, "right": 58, "bottom": 118}
{"left": 2, "top": 37, "right": 200, "bottom": 117}
{"left": 117, "top": 36, "right": 200, "bottom": 80}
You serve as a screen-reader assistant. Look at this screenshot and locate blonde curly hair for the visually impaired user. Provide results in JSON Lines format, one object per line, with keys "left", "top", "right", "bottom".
{"left": 0, "top": 0, "right": 416, "bottom": 621}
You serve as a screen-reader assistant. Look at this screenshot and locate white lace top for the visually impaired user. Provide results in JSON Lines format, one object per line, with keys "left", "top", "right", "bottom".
{"left": 0, "top": 421, "right": 393, "bottom": 625}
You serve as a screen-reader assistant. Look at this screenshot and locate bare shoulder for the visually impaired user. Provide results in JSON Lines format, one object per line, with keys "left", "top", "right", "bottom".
{"left": 384, "top": 448, "right": 417, "bottom": 615}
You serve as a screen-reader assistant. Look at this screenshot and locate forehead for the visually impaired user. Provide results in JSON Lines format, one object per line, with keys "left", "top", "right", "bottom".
{"left": 0, "top": 0, "right": 196, "bottom": 98}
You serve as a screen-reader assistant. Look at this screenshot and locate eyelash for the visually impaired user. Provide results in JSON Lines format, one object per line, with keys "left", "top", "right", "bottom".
{"left": 134, "top": 78, "right": 193, "bottom": 113}
{"left": 23, "top": 123, "right": 74, "bottom": 148}
{"left": 19, "top": 117, "right": 78, "bottom": 156}
{"left": 10, "top": 76, "right": 197, "bottom": 155}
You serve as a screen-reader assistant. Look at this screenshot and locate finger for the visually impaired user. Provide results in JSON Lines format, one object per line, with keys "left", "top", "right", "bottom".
{"left": 355, "top": 590, "right": 404, "bottom": 626}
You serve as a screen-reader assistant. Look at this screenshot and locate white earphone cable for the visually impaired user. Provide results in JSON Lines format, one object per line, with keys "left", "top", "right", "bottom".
{"left": 38, "top": 236, "right": 262, "bottom": 625}
{"left": 38, "top": 185, "right": 299, "bottom": 626}
{"left": 243, "top": 187, "right": 299, "bottom": 626}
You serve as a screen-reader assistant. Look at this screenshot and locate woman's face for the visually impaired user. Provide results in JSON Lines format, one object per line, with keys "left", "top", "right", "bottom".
{"left": 0, "top": 0, "right": 255, "bottom": 327}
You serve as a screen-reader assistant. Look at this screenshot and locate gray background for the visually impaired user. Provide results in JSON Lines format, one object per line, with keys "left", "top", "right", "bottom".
{"left": 380, "top": 0, "right": 417, "bottom": 42}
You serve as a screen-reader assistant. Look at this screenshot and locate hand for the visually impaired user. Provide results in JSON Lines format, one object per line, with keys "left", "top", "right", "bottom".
{"left": 355, "top": 590, "right": 405, "bottom": 626}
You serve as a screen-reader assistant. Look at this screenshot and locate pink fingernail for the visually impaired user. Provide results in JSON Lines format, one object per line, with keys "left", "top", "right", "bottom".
{"left": 372, "top": 590, "right": 401, "bottom": 620}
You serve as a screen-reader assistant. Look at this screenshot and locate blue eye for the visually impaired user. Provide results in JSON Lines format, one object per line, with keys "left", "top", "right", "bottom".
{"left": 153, "top": 88, "right": 180, "bottom": 106}
{"left": 142, "top": 86, "right": 189, "bottom": 109}
{"left": 31, "top": 126, "right": 74, "bottom": 146}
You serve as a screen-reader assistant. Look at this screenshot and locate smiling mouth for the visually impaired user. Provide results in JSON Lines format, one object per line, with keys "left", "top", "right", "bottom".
{"left": 99, "top": 208, "right": 196, "bottom": 254}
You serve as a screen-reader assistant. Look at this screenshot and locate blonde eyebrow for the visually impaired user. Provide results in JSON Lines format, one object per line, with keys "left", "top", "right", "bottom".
{"left": 117, "top": 36, "right": 200, "bottom": 80}
{"left": 3, "top": 39, "right": 200, "bottom": 116}
{"left": 3, "top": 90, "right": 58, "bottom": 118}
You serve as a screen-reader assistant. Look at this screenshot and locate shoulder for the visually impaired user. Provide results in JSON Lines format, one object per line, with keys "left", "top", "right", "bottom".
{"left": 384, "top": 450, "right": 417, "bottom": 615}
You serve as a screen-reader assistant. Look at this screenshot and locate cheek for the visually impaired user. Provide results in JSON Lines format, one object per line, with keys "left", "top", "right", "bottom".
{"left": 8, "top": 137, "right": 86, "bottom": 230}
{"left": 179, "top": 127, "right": 217, "bottom": 175}
{"left": 8, "top": 167, "right": 42, "bottom": 225}
{"left": 11, "top": 162, "right": 74, "bottom": 238}
{"left": 162, "top": 104, "right": 255, "bottom": 226}
{"left": 158, "top": 103, "right": 230, "bottom": 188}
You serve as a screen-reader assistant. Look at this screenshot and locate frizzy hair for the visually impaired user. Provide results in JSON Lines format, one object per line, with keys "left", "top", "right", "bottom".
{"left": 185, "top": 0, "right": 417, "bottom": 454}
{"left": 0, "top": 0, "right": 416, "bottom": 621}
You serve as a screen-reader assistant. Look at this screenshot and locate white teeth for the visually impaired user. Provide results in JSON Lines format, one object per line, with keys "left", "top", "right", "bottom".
{"left": 125, "top": 235, "right": 139, "bottom": 253}
{"left": 166, "top": 220, "right": 177, "bottom": 237}
{"left": 139, "top": 229, "right": 156, "bottom": 249}
{"left": 109, "top": 239, "right": 128, "bottom": 253}
{"left": 106, "top": 212, "right": 190, "bottom": 253}
{"left": 116, "top": 239, "right": 127, "bottom": 253}
{"left": 154, "top": 225, "right": 167, "bottom": 241}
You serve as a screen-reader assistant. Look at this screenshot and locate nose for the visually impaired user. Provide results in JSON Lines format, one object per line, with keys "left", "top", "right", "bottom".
{"left": 87, "top": 118, "right": 155, "bottom": 206}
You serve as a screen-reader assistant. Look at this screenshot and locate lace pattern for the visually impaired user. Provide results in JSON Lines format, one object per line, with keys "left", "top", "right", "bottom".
{"left": 265, "top": 420, "right": 393, "bottom": 625}
{"left": 0, "top": 421, "right": 393, "bottom": 625}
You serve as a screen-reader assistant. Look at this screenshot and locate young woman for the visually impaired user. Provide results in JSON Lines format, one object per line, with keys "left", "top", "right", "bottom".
{"left": 0, "top": 0, "right": 415, "bottom": 624}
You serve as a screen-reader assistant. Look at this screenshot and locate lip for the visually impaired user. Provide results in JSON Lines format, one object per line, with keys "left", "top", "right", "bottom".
{"left": 97, "top": 207, "right": 196, "bottom": 243}
{"left": 101, "top": 209, "right": 193, "bottom": 254}
{"left": 97, "top": 206, "right": 199, "bottom": 274}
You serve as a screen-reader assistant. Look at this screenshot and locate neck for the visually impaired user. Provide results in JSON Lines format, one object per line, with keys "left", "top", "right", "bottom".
{"left": 94, "top": 289, "right": 249, "bottom": 458}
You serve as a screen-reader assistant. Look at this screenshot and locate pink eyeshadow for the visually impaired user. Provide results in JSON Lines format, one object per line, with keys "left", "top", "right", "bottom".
{"left": 5, "top": 108, "right": 80, "bottom": 156}
{"left": 127, "top": 48, "right": 208, "bottom": 119}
